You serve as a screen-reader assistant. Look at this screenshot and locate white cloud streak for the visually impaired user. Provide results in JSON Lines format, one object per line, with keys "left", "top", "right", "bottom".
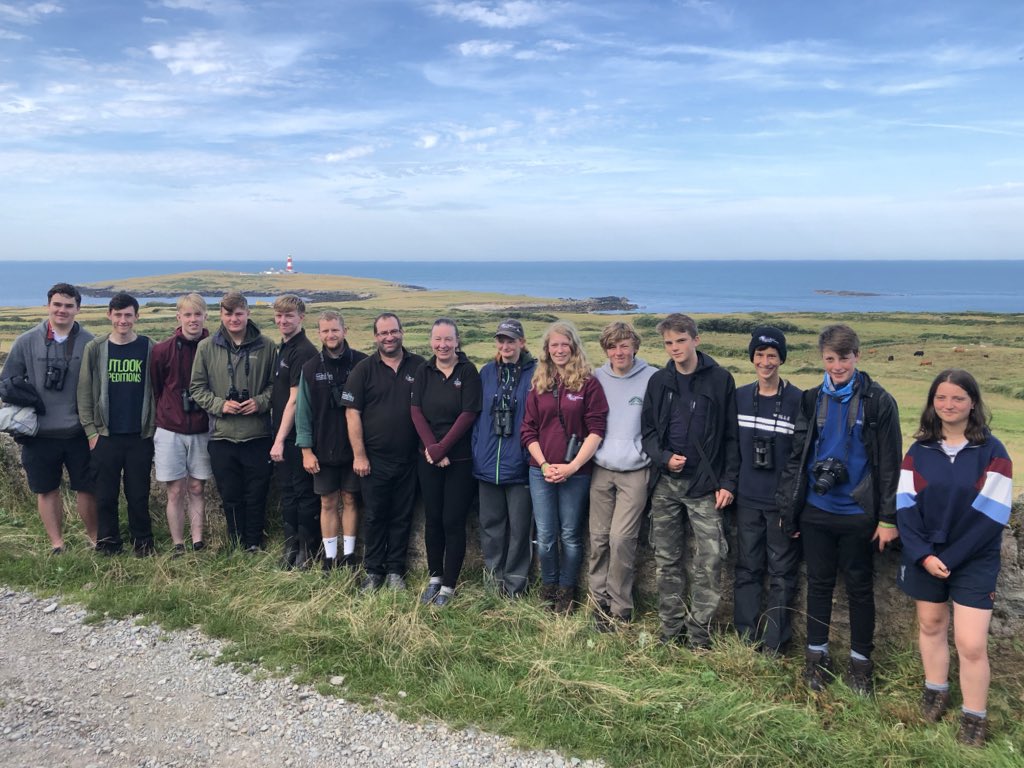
{"left": 429, "top": 1, "right": 549, "bottom": 29}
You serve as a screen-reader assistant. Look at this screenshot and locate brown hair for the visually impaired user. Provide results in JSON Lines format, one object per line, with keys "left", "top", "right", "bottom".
{"left": 914, "top": 368, "right": 991, "bottom": 444}
{"left": 599, "top": 321, "right": 642, "bottom": 351}
{"left": 272, "top": 294, "right": 306, "bottom": 314}
{"left": 220, "top": 291, "right": 248, "bottom": 313}
{"left": 656, "top": 313, "right": 698, "bottom": 339}
{"left": 818, "top": 324, "right": 860, "bottom": 356}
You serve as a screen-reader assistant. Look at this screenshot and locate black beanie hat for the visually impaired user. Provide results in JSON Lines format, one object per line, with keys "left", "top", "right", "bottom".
{"left": 748, "top": 325, "right": 787, "bottom": 363}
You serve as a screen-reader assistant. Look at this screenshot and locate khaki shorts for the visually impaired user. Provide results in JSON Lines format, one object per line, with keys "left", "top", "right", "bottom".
{"left": 154, "top": 427, "right": 213, "bottom": 482}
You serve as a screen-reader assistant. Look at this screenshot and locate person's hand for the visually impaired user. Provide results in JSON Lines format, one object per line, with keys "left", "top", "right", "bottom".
{"left": 237, "top": 398, "right": 258, "bottom": 416}
{"left": 270, "top": 439, "right": 285, "bottom": 462}
{"left": 547, "top": 463, "right": 572, "bottom": 483}
{"left": 871, "top": 524, "right": 900, "bottom": 552}
{"left": 88, "top": 435, "right": 99, "bottom": 450}
{"left": 923, "top": 555, "right": 950, "bottom": 579}
{"left": 714, "top": 488, "right": 733, "bottom": 510}
{"left": 221, "top": 399, "right": 239, "bottom": 415}
{"left": 303, "top": 454, "right": 320, "bottom": 474}
{"left": 437, "top": 456, "right": 451, "bottom": 468}
{"left": 667, "top": 454, "right": 686, "bottom": 473}
{"left": 353, "top": 457, "right": 371, "bottom": 477}
{"left": 424, "top": 447, "right": 434, "bottom": 465}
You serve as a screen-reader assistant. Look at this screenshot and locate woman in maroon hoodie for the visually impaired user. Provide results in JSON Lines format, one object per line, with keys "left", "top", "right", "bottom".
{"left": 521, "top": 321, "right": 608, "bottom": 613}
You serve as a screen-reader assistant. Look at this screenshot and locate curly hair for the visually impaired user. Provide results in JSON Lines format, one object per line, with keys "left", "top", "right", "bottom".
{"left": 914, "top": 368, "right": 991, "bottom": 444}
{"left": 530, "top": 321, "right": 592, "bottom": 394}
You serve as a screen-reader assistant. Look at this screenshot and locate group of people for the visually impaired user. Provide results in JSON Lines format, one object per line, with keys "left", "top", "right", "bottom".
{"left": 1, "top": 283, "right": 1013, "bottom": 747}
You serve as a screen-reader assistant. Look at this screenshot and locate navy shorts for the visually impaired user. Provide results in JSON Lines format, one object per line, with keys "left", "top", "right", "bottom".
{"left": 20, "top": 434, "right": 95, "bottom": 495}
{"left": 897, "top": 552, "right": 1000, "bottom": 610}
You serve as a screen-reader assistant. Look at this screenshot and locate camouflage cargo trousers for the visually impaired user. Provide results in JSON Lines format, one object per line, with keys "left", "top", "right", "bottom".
{"left": 649, "top": 473, "right": 725, "bottom": 645}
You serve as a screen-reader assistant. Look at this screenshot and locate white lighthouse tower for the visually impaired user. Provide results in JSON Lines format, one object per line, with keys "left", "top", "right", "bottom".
{"left": 286, "top": 255, "right": 294, "bottom": 273}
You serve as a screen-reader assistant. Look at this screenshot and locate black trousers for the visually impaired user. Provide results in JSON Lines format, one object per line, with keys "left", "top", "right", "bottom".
{"left": 275, "top": 439, "right": 319, "bottom": 545}
{"left": 418, "top": 457, "right": 476, "bottom": 588}
{"left": 93, "top": 433, "right": 154, "bottom": 552}
{"left": 801, "top": 504, "right": 876, "bottom": 658}
{"left": 208, "top": 437, "right": 273, "bottom": 548}
{"left": 359, "top": 456, "right": 417, "bottom": 576}
{"left": 733, "top": 502, "right": 801, "bottom": 652}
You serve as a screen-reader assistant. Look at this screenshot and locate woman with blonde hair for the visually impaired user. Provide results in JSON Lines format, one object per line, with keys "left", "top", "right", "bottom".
{"left": 521, "top": 321, "right": 608, "bottom": 613}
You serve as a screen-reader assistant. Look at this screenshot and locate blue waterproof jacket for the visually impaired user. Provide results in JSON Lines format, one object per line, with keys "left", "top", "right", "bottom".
{"left": 472, "top": 352, "right": 536, "bottom": 485}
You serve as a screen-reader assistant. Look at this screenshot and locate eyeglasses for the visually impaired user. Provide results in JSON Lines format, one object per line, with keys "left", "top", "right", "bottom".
{"left": 375, "top": 329, "right": 402, "bottom": 338}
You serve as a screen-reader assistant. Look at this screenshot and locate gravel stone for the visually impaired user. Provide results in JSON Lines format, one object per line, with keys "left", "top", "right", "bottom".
{"left": 0, "top": 587, "right": 603, "bottom": 768}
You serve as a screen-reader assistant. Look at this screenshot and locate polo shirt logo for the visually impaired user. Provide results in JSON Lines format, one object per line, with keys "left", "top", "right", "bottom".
{"left": 454, "top": 377, "right": 462, "bottom": 388}
{"left": 566, "top": 393, "right": 583, "bottom": 402}
{"left": 341, "top": 391, "right": 354, "bottom": 402}
{"left": 628, "top": 396, "right": 643, "bottom": 406}
{"left": 405, "top": 374, "right": 415, "bottom": 383}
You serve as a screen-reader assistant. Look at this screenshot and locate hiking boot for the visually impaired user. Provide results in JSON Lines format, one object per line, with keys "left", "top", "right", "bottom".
{"left": 171, "top": 543, "right": 186, "bottom": 559}
{"left": 339, "top": 553, "right": 357, "bottom": 570}
{"left": 539, "top": 584, "right": 558, "bottom": 609}
{"left": 957, "top": 712, "right": 987, "bottom": 747}
{"left": 322, "top": 557, "right": 336, "bottom": 573}
{"left": 279, "top": 538, "right": 299, "bottom": 570}
{"left": 802, "top": 649, "right": 835, "bottom": 692}
{"left": 360, "top": 573, "right": 385, "bottom": 593}
{"left": 554, "top": 586, "right": 576, "bottom": 615}
{"left": 133, "top": 541, "right": 156, "bottom": 558}
{"left": 921, "top": 687, "right": 951, "bottom": 723}
{"left": 385, "top": 572, "right": 407, "bottom": 591}
{"left": 295, "top": 541, "right": 313, "bottom": 571}
{"left": 843, "top": 657, "right": 874, "bottom": 696}
{"left": 592, "top": 604, "right": 614, "bottom": 633}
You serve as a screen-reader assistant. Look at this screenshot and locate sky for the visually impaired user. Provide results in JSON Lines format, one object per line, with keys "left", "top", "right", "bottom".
{"left": 2, "top": 0, "right": 1023, "bottom": 262}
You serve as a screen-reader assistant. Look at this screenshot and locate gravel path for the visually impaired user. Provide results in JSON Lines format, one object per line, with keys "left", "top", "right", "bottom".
{"left": 0, "top": 588, "right": 602, "bottom": 768}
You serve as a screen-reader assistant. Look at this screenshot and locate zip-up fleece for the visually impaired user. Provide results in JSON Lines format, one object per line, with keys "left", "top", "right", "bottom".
{"left": 640, "top": 351, "right": 739, "bottom": 496}
{"left": 295, "top": 342, "right": 368, "bottom": 465}
{"left": 471, "top": 352, "right": 536, "bottom": 485}
{"left": 897, "top": 436, "right": 1012, "bottom": 572}
{"left": 775, "top": 370, "right": 902, "bottom": 534}
{"left": 1, "top": 320, "right": 93, "bottom": 438}
{"left": 520, "top": 375, "right": 608, "bottom": 476}
{"left": 77, "top": 334, "right": 156, "bottom": 439}
{"left": 150, "top": 327, "right": 210, "bottom": 434}
{"left": 189, "top": 320, "right": 276, "bottom": 443}
{"left": 593, "top": 357, "right": 656, "bottom": 472}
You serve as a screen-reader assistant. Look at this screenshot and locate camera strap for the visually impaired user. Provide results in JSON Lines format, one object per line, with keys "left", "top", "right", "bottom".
{"left": 752, "top": 380, "right": 784, "bottom": 435}
{"left": 813, "top": 388, "right": 862, "bottom": 464}
{"left": 226, "top": 347, "right": 250, "bottom": 391}
{"left": 44, "top": 325, "right": 76, "bottom": 372}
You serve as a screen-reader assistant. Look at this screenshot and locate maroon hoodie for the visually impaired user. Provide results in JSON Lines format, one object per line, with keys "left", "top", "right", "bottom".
{"left": 150, "top": 326, "right": 210, "bottom": 434}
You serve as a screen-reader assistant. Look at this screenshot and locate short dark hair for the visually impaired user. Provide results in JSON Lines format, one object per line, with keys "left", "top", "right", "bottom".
{"left": 220, "top": 291, "right": 249, "bottom": 313}
{"left": 108, "top": 292, "right": 139, "bottom": 314}
{"left": 818, "top": 324, "right": 860, "bottom": 356}
{"left": 914, "top": 368, "right": 991, "bottom": 444}
{"left": 373, "top": 312, "right": 402, "bottom": 335}
{"left": 656, "top": 313, "right": 698, "bottom": 339}
{"left": 47, "top": 283, "right": 82, "bottom": 307}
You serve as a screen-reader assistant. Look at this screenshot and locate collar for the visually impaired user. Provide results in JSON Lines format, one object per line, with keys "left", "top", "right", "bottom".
{"left": 822, "top": 371, "right": 858, "bottom": 403}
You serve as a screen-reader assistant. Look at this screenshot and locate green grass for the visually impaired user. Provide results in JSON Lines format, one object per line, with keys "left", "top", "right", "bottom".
{"left": 1, "top": 472, "right": 1022, "bottom": 767}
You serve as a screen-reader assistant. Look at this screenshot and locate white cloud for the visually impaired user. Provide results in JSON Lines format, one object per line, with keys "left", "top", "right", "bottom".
{"left": 429, "top": 1, "right": 548, "bottom": 29}
{"left": 157, "top": 0, "right": 242, "bottom": 13}
{"left": 324, "top": 145, "right": 376, "bottom": 163}
{"left": 457, "top": 39, "right": 514, "bottom": 57}
{"left": 0, "top": 95, "right": 37, "bottom": 114}
{"left": 150, "top": 36, "right": 229, "bottom": 75}
{"left": 141, "top": 16, "right": 168, "bottom": 25}
{"left": 0, "top": 26, "right": 26, "bottom": 39}
{"left": 0, "top": 1, "right": 62, "bottom": 25}
{"left": 417, "top": 134, "right": 440, "bottom": 149}
{"left": 872, "top": 76, "right": 961, "bottom": 95}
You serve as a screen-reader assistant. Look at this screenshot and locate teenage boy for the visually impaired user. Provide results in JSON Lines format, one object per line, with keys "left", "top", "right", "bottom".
{"left": 343, "top": 312, "right": 425, "bottom": 592}
{"left": 733, "top": 326, "right": 802, "bottom": 655}
{"left": 589, "top": 321, "right": 656, "bottom": 630}
{"left": 149, "top": 293, "right": 211, "bottom": 555}
{"left": 641, "top": 313, "right": 739, "bottom": 649}
{"left": 777, "top": 324, "right": 901, "bottom": 695}
{"left": 78, "top": 292, "right": 156, "bottom": 556}
{"left": 268, "top": 294, "right": 319, "bottom": 569}
{"left": 1, "top": 283, "right": 96, "bottom": 552}
{"left": 190, "top": 292, "right": 276, "bottom": 551}
{"left": 295, "top": 311, "right": 367, "bottom": 570}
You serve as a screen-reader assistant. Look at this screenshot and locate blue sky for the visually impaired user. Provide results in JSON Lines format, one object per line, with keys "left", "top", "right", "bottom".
{"left": 2, "top": 0, "right": 1022, "bottom": 261}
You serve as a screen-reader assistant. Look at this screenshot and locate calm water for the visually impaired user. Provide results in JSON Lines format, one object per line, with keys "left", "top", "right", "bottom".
{"left": 2, "top": 260, "right": 1022, "bottom": 314}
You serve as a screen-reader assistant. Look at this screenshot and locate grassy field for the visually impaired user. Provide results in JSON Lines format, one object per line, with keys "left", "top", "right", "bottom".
{"left": 2, "top": 271, "right": 1023, "bottom": 766}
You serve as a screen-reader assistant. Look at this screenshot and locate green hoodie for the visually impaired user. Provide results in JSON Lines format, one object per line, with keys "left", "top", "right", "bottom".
{"left": 189, "top": 320, "right": 276, "bottom": 443}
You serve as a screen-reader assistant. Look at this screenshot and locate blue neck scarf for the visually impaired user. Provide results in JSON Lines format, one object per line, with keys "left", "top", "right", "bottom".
{"left": 822, "top": 371, "right": 858, "bottom": 403}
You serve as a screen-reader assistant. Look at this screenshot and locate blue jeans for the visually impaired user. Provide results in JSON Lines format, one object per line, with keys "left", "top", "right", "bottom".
{"left": 529, "top": 467, "right": 591, "bottom": 587}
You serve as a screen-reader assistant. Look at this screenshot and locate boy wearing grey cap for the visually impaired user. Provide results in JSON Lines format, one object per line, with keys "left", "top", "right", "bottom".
{"left": 733, "top": 326, "right": 803, "bottom": 655}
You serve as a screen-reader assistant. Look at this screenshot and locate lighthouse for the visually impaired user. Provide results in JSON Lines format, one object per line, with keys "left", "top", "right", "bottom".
{"left": 286, "top": 255, "right": 294, "bottom": 273}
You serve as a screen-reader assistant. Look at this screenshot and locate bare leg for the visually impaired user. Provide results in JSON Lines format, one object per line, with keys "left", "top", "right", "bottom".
{"left": 186, "top": 477, "right": 206, "bottom": 544}
{"left": 953, "top": 602, "right": 992, "bottom": 713}
{"left": 37, "top": 490, "right": 64, "bottom": 549}
{"left": 76, "top": 491, "right": 97, "bottom": 545}
{"left": 341, "top": 490, "right": 359, "bottom": 538}
{"left": 164, "top": 478, "right": 187, "bottom": 546}
{"left": 320, "top": 491, "right": 340, "bottom": 539}
{"left": 916, "top": 600, "right": 950, "bottom": 684}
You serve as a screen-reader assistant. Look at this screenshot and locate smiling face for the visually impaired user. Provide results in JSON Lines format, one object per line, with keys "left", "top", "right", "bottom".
{"left": 752, "top": 346, "right": 782, "bottom": 387}
{"left": 933, "top": 380, "right": 973, "bottom": 434}
{"left": 373, "top": 316, "right": 403, "bottom": 357}
{"left": 496, "top": 335, "right": 525, "bottom": 364}
{"left": 47, "top": 293, "right": 80, "bottom": 334}
{"left": 318, "top": 318, "right": 345, "bottom": 353}
{"left": 108, "top": 305, "right": 138, "bottom": 342}
{"left": 431, "top": 322, "right": 458, "bottom": 366}
{"left": 177, "top": 304, "right": 207, "bottom": 341}
{"left": 221, "top": 306, "right": 250, "bottom": 340}
{"left": 274, "top": 309, "right": 304, "bottom": 341}
{"left": 821, "top": 346, "right": 859, "bottom": 386}
{"left": 662, "top": 330, "right": 699, "bottom": 374}
{"left": 605, "top": 339, "right": 636, "bottom": 376}
{"left": 547, "top": 332, "right": 573, "bottom": 370}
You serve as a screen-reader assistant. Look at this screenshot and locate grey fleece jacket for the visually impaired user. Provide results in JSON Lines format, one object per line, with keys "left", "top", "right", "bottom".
{"left": 1, "top": 320, "right": 94, "bottom": 438}
{"left": 592, "top": 357, "right": 657, "bottom": 472}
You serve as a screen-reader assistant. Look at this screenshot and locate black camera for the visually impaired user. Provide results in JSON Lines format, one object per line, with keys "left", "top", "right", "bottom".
{"left": 44, "top": 364, "right": 66, "bottom": 391}
{"left": 330, "top": 384, "right": 346, "bottom": 409}
{"left": 752, "top": 435, "right": 774, "bottom": 471}
{"left": 564, "top": 433, "right": 581, "bottom": 463}
{"left": 181, "top": 390, "right": 199, "bottom": 413}
{"left": 812, "top": 457, "right": 849, "bottom": 495}
{"left": 226, "top": 387, "right": 250, "bottom": 403}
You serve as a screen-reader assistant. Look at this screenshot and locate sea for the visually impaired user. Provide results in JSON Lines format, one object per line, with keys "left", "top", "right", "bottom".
{"left": 2, "top": 260, "right": 1022, "bottom": 314}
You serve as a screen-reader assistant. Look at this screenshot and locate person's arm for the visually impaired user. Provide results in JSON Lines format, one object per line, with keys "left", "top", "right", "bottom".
{"left": 347, "top": 407, "right": 370, "bottom": 476}
{"left": 894, "top": 450, "right": 935, "bottom": 564}
{"left": 76, "top": 340, "right": 98, "bottom": 447}
{"left": 870, "top": 390, "right": 903, "bottom": 549}
{"left": 640, "top": 380, "right": 674, "bottom": 470}
{"left": 558, "top": 377, "right": 606, "bottom": 478}
{"left": 189, "top": 343, "right": 228, "bottom": 416}
{"left": 717, "top": 372, "right": 740, "bottom": 507}
{"left": 423, "top": 363, "right": 482, "bottom": 463}
{"left": 148, "top": 343, "right": 166, "bottom": 404}
{"left": 775, "top": 390, "right": 812, "bottom": 535}
{"left": 251, "top": 343, "right": 276, "bottom": 415}
{"left": 270, "top": 385, "right": 300, "bottom": 461}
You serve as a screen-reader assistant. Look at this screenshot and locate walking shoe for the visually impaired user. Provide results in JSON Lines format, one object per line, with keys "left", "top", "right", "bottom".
{"left": 957, "top": 712, "right": 987, "bottom": 747}
{"left": 50, "top": 546, "right": 63, "bottom": 556}
{"left": 385, "top": 572, "right": 407, "bottom": 591}
{"left": 191, "top": 540, "right": 206, "bottom": 552}
{"left": 339, "top": 553, "right": 357, "bottom": 570}
{"left": 279, "top": 538, "right": 299, "bottom": 570}
{"left": 295, "top": 541, "right": 313, "bottom": 571}
{"left": 592, "top": 607, "right": 614, "bottom": 633}
{"left": 843, "top": 657, "right": 874, "bottom": 696}
{"left": 433, "top": 590, "right": 454, "bottom": 608}
{"left": 322, "top": 557, "right": 336, "bottom": 573}
{"left": 658, "top": 631, "right": 684, "bottom": 647}
{"left": 244, "top": 544, "right": 262, "bottom": 554}
{"left": 171, "top": 543, "right": 186, "bottom": 559}
{"left": 133, "top": 541, "right": 156, "bottom": 558}
{"left": 360, "top": 573, "right": 385, "bottom": 593}
{"left": 539, "top": 584, "right": 558, "bottom": 609}
{"left": 921, "top": 687, "right": 951, "bottom": 723}
{"left": 420, "top": 582, "right": 442, "bottom": 605}
{"left": 554, "top": 586, "right": 576, "bottom": 615}
{"left": 802, "top": 649, "right": 835, "bottom": 692}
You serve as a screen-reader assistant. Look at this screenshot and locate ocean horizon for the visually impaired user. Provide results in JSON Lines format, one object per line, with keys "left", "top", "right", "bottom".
{"left": 2, "top": 260, "right": 1022, "bottom": 314}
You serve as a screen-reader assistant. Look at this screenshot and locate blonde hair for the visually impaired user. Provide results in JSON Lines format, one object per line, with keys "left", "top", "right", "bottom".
{"left": 176, "top": 293, "right": 207, "bottom": 313}
{"left": 531, "top": 321, "right": 592, "bottom": 394}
